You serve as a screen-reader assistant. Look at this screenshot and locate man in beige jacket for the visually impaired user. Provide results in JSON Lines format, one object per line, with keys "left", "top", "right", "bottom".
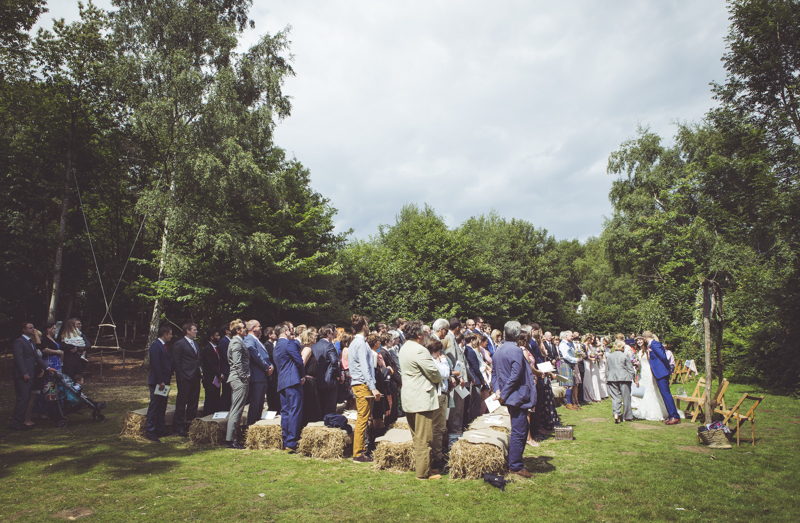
{"left": 399, "top": 320, "right": 443, "bottom": 480}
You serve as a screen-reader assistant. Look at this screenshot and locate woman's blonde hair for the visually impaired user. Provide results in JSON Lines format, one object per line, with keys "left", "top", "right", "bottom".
{"left": 300, "top": 329, "right": 316, "bottom": 347}
{"left": 61, "top": 318, "right": 81, "bottom": 339}
{"left": 613, "top": 340, "right": 626, "bottom": 352}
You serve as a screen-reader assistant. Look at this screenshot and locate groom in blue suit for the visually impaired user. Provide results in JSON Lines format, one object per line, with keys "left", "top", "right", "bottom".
{"left": 643, "top": 331, "right": 680, "bottom": 425}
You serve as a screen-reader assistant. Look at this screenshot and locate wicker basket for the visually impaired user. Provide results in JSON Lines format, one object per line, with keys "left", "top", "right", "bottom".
{"left": 555, "top": 426, "right": 574, "bottom": 440}
{"left": 698, "top": 429, "right": 732, "bottom": 449}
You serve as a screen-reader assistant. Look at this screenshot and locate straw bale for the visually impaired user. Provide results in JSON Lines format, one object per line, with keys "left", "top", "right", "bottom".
{"left": 245, "top": 419, "right": 284, "bottom": 450}
{"left": 189, "top": 406, "right": 248, "bottom": 446}
{"left": 297, "top": 422, "right": 352, "bottom": 459}
{"left": 551, "top": 385, "right": 566, "bottom": 407}
{"left": 468, "top": 415, "right": 511, "bottom": 434}
{"left": 449, "top": 430, "right": 509, "bottom": 480}
{"left": 119, "top": 405, "right": 176, "bottom": 438}
{"left": 373, "top": 429, "right": 415, "bottom": 472}
{"left": 389, "top": 417, "right": 410, "bottom": 430}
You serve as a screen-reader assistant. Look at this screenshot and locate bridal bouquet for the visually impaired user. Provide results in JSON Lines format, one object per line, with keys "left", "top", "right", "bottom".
{"left": 574, "top": 347, "right": 586, "bottom": 359}
{"left": 631, "top": 356, "right": 641, "bottom": 371}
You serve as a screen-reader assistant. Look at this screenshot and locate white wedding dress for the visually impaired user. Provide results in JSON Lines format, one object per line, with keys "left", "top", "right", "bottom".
{"left": 631, "top": 352, "right": 669, "bottom": 421}
{"left": 598, "top": 357, "right": 609, "bottom": 399}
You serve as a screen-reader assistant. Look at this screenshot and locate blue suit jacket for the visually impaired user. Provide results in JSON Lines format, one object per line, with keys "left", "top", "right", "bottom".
{"left": 311, "top": 339, "right": 340, "bottom": 389}
{"left": 491, "top": 341, "right": 535, "bottom": 409}
{"left": 218, "top": 336, "right": 231, "bottom": 379}
{"left": 148, "top": 340, "right": 173, "bottom": 386}
{"left": 648, "top": 340, "right": 671, "bottom": 380}
{"left": 464, "top": 345, "right": 485, "bottom": 387}
{"left": 244, "top": 334, "right": 273, "bottom": 383}
{"left": 274, "top": 337, "right": 304, "bottom": 392}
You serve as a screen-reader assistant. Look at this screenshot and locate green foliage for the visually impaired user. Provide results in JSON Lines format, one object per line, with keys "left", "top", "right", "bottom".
{"left": 338, "top": 205, "right": 582, "bottom": 331}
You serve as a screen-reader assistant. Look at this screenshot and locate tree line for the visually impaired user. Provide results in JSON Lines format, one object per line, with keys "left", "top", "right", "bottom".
{"left": 1, "top": 1, "right": 798, "bottom": 392}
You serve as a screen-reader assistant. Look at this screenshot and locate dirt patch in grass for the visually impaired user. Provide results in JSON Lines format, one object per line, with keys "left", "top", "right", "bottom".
{"left": 618, "top": 451, "right": 639, "bottom": 456}
{"left": 581, "top": 418, "right": 608, "bottom": 423}
{"left": 678, "top": 445, "right": 711, "bottom": 453}
{"left": 730, "top": 484, "right": 745, "bottom": 490}
{"left": 8, "top": 509, "right": 37, "bottom": 521}
{"left": 594, "top": 503, "right": 605, "bottom": 511}
{"left": 51, "top": 507, "right": 94, "bottom": 519}
{"left": 629, "top": 423, "right": 662, "bottom": 430}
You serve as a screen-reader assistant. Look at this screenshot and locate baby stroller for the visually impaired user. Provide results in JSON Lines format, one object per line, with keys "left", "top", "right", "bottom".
{"left": 44, "top": 371, "right": 107, "bottom": 428}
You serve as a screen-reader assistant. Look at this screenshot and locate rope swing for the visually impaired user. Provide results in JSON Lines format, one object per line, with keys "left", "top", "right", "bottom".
{"left": 73, "top": 170, "right": 159, "bottom": 376}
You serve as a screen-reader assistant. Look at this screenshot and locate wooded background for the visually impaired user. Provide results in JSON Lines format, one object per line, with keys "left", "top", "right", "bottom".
{"left": 2, "top": 0, "right": 798, "bottom": 392}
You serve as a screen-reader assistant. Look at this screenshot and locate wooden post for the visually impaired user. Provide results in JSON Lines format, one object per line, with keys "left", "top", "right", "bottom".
{"left": 702, "top": 279, "right": 713, "bottom": 424}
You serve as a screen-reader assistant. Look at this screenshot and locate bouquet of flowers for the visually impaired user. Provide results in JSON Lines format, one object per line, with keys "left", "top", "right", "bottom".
{"left": 631, "top": 355, "right": 641, "bottom": 371}
{"left": 574, "top": 346, "right": 586, "bottom": 359}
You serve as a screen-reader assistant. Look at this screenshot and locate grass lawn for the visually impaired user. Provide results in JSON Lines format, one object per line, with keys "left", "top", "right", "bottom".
{"left": 1, "top": 373, "right": 798, "bottom": 522}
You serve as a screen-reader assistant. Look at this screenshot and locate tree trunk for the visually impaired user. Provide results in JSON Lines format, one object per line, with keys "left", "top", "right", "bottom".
{"left": 47, "top": 113, "right": 76, "bottom": 323}
{"left": 714, "top": 282, "right": 724, "bottom": 388}
{"left": 702, "top": 279, "right": 713, "bottom": 424}
{"left": 143, "top": 180, "right": 174, "bottom": 369}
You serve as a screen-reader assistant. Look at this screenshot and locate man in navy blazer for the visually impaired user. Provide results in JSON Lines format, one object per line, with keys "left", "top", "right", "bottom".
{"left": 463, "top": 334, "right": 486, "bottom": 426}
{"left": 273, "top": 323, "right": 305, "bottom": 452}
{"left": 146, "top": 326, "right": 174, "bottom": 442}
{"left": 311, "top": 324, "right": 340, "bottom": 418}
{"left": 643, "top": 331, "right": 680, "bottom": 425}
{"left": 492, "top": 321, "right": 536, "bottom": 478}
{"left": 244, "top": 319, "right": 274, "bottom": 426}
{"left": 172, "top": 322, "right": 202, "bottom": 437}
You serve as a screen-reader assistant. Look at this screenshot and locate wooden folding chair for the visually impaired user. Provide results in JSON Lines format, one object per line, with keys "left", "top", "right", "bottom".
{"left": 673, "top": 378, "right": 706, "bottom": 422}
{"left": 673, "top": 378, "right": 729, "bottom": 422}
{"left": 716, "top": 393, "right": 764, "bottom": 446}
{"left": 670, "top": 359, "right": 683, "bottom": 384}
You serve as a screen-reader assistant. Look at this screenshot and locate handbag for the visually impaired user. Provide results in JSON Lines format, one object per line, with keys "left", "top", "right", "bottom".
{"left": 631, "top": 382, "right": 645, "bottom": 398}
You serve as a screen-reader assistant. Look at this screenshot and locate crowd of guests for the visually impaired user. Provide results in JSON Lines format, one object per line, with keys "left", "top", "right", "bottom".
{"left": 10, "top": 314, "right": 681, "bottom": 480}
{"left": 9, "top": 319, "right": 92, "bottom": 431}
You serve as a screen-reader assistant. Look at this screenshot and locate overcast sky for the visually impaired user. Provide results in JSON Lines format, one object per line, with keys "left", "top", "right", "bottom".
{"left": 44, "top": 1, "right": 731, "bottom": 241}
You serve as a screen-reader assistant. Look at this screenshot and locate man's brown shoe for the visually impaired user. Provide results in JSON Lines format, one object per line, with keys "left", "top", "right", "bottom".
{"left": 512, "top": 469, "right": 533, "bottom": 478}
{"left": 565, "top": 404, "right": 578, "bottom": 410}
{"left": 665, "top": 418, "right": 681, "bottom": 426}
{"left": 417, "top": 474, "right": 442, "bottom": 480}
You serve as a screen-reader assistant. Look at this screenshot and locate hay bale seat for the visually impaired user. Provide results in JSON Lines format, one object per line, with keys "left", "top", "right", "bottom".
{"left": 297, "top": 421, "right": 353, "bottom": 459}
{"left": 189, "top": 404, "right": 248, "bottom": 446}
{"left": 389, "top": 417, "right": 410, "bottom": 430}
{"left": 551, "top": 385, "right": 566, "bottom": 407}
{"left": 449, "top": 429, "right": 509, "bottom": 480}
{"left": 373, "top": 428, "right": 415, "bottom": 472}
{"left": 468, "top": 414, "right": 511, "bottom": 434}
{"left": 120, "top": 401, "right": 206, "bottom": 438}
{"left": 245, "top": 417, "right": 284, "bottom": 450}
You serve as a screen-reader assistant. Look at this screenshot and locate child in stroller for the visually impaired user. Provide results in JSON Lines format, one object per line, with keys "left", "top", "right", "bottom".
{"left": 45, "top": 372, "right": 107, "bottom": 428}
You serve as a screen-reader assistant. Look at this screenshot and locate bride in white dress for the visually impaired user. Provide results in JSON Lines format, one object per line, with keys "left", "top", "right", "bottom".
{"left": 582, "top": 335, "right": 602, "bottom": 403}
{"left": 631, "top": 342, "right": 668, "bottom": 421}
{"left": 598, "top": 337, "right": 609, "bottom": 399}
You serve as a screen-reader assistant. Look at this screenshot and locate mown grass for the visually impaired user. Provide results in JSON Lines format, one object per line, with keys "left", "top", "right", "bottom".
{"left": 1, "top": 374, "right": 798, "bottom": 522}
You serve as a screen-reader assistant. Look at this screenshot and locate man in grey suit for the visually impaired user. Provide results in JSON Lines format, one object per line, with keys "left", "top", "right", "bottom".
{"left": 606, "top": 340, "right": 639, "bottom": 423}
{"left": 11, "top": 322, "right": 55, "bottom": 430}
{"left": 172, "top": 322, "right": 202, "bottom": 437}
{"left": 226, "top": 319, "right": 250, "bottom": 449}
{"left": 443, "top": 317, "right": 468, "bottom": 434}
